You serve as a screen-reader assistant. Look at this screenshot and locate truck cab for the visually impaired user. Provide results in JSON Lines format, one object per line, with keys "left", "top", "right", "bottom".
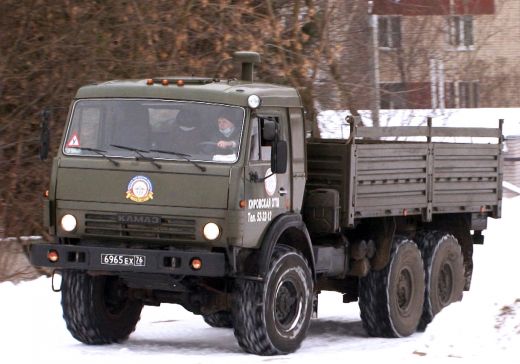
{"left": 40, "top": 51, "right": 306, "bottom": 261}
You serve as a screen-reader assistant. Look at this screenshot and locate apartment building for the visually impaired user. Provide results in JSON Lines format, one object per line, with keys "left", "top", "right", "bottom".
{"left": 373, "top": 0, "right": 520, "bottom": 109}
{"left": 316, "top": 0, "right": 520, "bottom": 111}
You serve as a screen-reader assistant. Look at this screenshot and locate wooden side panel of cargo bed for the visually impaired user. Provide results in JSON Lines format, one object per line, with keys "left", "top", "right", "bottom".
{"left": 306, "top": 139, "right": 501, "bottom": 227}
{"left": 353, "top": 143, "right": 428, "bottom": 220}
{"left": 432, "top": 143, "right": 501, "bottom": 213}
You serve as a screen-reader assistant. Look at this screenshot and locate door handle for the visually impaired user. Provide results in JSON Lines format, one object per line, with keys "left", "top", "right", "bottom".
{"left": 279, "top": 187, "right": 287, "bottom": 196}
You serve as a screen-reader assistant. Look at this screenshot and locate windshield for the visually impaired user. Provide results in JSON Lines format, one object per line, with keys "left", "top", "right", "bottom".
{"left": 63, "top": 99, "right": 245, "bottom": 163}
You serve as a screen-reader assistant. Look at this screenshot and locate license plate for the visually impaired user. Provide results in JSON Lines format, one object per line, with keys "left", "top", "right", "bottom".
{"left": 100, "top": 254, "right": 146, "bottom": 267}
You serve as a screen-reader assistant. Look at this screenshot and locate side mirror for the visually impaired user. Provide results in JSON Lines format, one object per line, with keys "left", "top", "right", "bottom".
{"left": 271, "top": 140, "right": 287, "bottom": 174}
{"left": 39, "top": 109, "right": 50, "bottom": 160}
{"left": 262, "top": 119, "right": 277, "bottom": 142}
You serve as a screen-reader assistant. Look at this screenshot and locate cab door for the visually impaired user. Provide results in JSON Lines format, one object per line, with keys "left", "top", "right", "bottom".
{"left": 243, "top": 110, "right": 291, "bottom": 248}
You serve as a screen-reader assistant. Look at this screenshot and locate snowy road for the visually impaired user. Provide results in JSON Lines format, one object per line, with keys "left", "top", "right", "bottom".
{"left": 2, "top": 199, "right": 519, "bottom": 363}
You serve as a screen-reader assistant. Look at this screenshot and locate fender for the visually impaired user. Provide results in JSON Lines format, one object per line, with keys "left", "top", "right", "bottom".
{"left": 255, "top": 213, "right": 316, "bottom": 280}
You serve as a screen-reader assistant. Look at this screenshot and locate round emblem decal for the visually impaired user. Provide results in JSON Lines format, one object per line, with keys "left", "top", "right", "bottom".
{"left": 126, "top": 176, "right": 154, "bottom": 203}
{"left": 264, "top": 168, "right": 277, "bottom": 196}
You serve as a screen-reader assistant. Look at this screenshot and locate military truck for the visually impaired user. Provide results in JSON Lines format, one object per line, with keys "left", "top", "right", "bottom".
{"left": 30, "top": 51, "right": 503, "bottom": 355}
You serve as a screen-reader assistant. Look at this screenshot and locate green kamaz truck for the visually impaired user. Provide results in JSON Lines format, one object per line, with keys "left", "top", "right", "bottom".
{"left": 30, "top": 52, "right": 503, "bottom": 355}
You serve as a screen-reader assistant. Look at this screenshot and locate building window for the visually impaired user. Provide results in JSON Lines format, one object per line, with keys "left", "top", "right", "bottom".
{"left": 447, "top": 15, "right": 474, "bottom": 48}
{"left": 378, "top": 16, "right": 401, "bottom": 49}
{"left": 458, "top": 81, "right": 479, "bottom": 108}
{"left": 380, "top": 83, "right": 407, "bottom": 109}
{"left": 446, "top": 81, "right": 479, "bottom": 108}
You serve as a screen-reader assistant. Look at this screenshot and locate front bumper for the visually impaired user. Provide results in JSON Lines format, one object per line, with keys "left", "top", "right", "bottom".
{"left": 30, "top": 243, "right": 226, "bottom": 277}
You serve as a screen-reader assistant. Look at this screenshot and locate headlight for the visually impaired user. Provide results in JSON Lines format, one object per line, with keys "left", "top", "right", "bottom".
{"left": 247, "top": 94, "right": 261, "bottom": 109}
{"left": 61, "top": 214, "right": 77, "bottom": 232}
{"left": 203, "top": 222, "right": 221, "bottom": 241}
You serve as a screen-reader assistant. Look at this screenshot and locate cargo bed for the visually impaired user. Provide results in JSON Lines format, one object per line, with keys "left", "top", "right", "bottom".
{"left": 306, "top": 119, "right": 503, "bottom": 227}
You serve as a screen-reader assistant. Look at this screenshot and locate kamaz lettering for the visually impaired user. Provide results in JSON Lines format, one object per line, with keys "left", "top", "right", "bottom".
{"left": 117, "top": 214, "right": 161, "bottom": 225}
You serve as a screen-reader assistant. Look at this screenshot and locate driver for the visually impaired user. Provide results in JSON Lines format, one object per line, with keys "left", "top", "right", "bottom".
{"left": 214, "top": 114, "right": 239, "bottom": 155}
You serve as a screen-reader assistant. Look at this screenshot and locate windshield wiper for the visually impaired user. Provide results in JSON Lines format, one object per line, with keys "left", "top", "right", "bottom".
{"left": 110, "top": 144, "right": 162, "bottom": 169}
{"left": 150, "top": 149, "right": 206, "bottom": 172}
{"left": 73, "top": 147, "right": 120, "bottom": 166}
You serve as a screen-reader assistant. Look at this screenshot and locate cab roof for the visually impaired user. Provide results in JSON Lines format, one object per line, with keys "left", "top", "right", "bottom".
{"left": 74, "top": 77, "right": 303, "bottom": 108}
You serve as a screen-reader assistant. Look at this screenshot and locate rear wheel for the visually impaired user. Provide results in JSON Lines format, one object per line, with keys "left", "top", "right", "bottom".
{"left": 416, "top": 231, "right": 465, "bottom": 331}
{"left": 359, "top": 237, "right": 425, "bottom": 337}
{"left": 202, "top": 311, "right": 233, "bottom": 328}
{"left": 61, "top": 270, "right": 143, "bottom": 345}
{"left": 232, "top": 245, "right": 313, "bottom": 355}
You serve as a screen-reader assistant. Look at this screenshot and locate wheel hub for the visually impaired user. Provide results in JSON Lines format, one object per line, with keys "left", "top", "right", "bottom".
{"left": 397, "top": 268, "right": 413, "bottom": 313}
{"left": 275, "top": 279, "right": 301, "bottom": 331}
{"left": 438, "top": 262, "right": 454, "bottom": 305}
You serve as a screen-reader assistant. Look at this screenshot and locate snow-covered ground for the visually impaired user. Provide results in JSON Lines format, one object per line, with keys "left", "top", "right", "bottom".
{"left": 2, "top": 198, "right": 519, "bottom": 363}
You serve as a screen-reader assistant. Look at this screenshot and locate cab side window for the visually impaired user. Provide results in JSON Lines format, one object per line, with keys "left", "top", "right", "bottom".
{"left": 250, "top": 116, "right": 279, "bottom": 161}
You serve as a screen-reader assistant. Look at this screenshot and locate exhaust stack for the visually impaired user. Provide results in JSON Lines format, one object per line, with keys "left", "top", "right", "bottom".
{"left": 233, "top": 51, "right": 261, "bottom": 82}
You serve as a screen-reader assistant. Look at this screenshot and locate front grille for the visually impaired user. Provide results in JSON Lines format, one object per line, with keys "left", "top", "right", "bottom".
{"left": 84, "top": 213, "right": 196, "bottom": 241}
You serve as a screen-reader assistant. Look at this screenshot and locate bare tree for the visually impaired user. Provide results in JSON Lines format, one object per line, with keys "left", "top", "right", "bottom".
{"left": 0, "top": 0, "right": 334, "bottom": 238}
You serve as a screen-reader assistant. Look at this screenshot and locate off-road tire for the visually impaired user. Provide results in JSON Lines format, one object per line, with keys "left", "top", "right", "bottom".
{"left": 202, "top": 311, "right": 233, "bottom": 328}
{"left": 232, "top": 245, "right": 313, "bottom": 355}
{"left": 415, "top": 231, "right": 465, "bottom": 331}
{"left": 359, "top": 237, "right": 425, "bottom": 338}
{"left": 61, "top": 270, "right": 143, "bottom": 345}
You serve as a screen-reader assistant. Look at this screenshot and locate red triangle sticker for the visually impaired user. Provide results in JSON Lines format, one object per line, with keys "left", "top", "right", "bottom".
{"left": 67, "top": 132, "right": 80, "bottom": 148}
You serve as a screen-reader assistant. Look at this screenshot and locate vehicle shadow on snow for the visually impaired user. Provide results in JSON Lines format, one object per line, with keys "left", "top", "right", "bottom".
{"left": 307, "top": 318, "right": 367, "bottom": 340}
{"left": 122, "top": 319, "right": 366, "bottom": 354}
{"left": 125, "top": 328, "right": 243, "bottom": 354}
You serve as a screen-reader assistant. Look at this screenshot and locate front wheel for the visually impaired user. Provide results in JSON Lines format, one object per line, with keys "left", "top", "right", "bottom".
{"left": 359, "top": 237, "right": 425, "bottom": 338}
{"left": 232, "top": 245, "right": 313, "bottom": 355}
{"left": 61, "top": 270, "right": 143, "bottom": 345}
